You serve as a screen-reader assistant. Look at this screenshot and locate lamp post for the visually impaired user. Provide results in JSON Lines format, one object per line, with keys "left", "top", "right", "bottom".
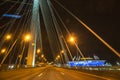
{"left": 17, "top": 34, "right": 31, "bottom": 68}
{"left": 0, "top": 34, "right": 13, "bottom": 65}
{"left": 55, "top": 55, "right": 61, "bottom": 64}
{"left": 68, "top": 36, "right": 85, "bottom": 60}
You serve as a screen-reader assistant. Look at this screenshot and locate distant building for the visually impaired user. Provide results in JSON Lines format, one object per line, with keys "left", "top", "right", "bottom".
{"left": 69, "top": 55, "right": 105, "bottom": 67}
{"left": 68, "top": 60, "right": 106, "bottom": 67}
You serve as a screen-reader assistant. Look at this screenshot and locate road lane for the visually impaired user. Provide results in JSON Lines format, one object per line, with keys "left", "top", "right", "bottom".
{"left": 55, "top": 68, "right": 109, "bottom": 80}
{"left": 0, "top": 66, "right": 119, "bottom": 80}
{"left": 34, "top": 66, "right": 109, "bottom": 80}
{"left": 0, "top": 67, "right": 47, "bottom": 80}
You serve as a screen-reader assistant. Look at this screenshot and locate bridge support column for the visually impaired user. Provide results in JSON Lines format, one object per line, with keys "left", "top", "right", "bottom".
{"left": 27, "top": 0, "right": 39, "bottom": 67}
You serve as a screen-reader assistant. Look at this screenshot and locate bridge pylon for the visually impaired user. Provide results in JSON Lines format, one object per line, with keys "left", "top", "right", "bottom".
{"left": 27, "top": 0, "right": 39, "bottom": 67}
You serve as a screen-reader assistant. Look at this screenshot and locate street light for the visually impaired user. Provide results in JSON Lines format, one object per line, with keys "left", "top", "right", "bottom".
{"left": 68, "top": 36, "right": 85, "bottom": 60}
{"left": 68, "top": 36, "right": 76, "bottom": 44}
{"left": 61, "top": 50, "right": 64, "bottom": 54}
{"left": 1, "top": 48, "right": 6, "bottom": 54}
{"left": 41, "top": 54, "right": 44, "bottom": 58}
{"left": 57, "top": 55, "right": 60, "bottom": 58}
{"left": 5, "top": 34, "right": 11, "bottom": 40}
{"left": 32, "top": 43, "right": 35, "bottom": 46}
{"left": 56, "top": 55, "right": 60, "bottom": 60}
{"left": 24, "top": 34, "right": 31, "bottom": 42}
{"left": 37, "top": 48, "right": 41, "bottom": 54}
{"left": 70, "top": 37, "right": 74, "bottom": 42}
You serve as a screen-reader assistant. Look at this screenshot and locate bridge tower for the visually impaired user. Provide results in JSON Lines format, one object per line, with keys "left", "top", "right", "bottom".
{"left": 27, "top": 0, "right": 39, "bottom": 67}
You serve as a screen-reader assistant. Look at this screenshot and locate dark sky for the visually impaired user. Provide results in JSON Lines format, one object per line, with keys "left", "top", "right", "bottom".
{"left": 52, "top": 0, "right": 120, "bottom": 63}
{"left": 0, "top": 0, "right": 120, "bottom": 64}
{"left": 54, "top": 0, "right": 120, "bottom": 48}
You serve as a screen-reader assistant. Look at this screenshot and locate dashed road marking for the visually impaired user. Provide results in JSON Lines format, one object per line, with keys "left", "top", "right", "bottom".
{"left": 74, "top": 70, "right": 111, "bottom": 80}
{"left": 61, "top": 72, "right": 64, "bottom": 75}
{"left": 38, "top": 73, "right": 43, "bottom": 77}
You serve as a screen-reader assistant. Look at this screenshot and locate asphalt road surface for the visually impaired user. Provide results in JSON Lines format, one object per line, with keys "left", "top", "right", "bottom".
{"left": 0, "top": 65, "right": 119, "bottom": 80}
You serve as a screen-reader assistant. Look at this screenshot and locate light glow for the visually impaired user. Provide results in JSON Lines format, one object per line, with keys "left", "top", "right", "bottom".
{"left": 37, "top": 49, "right": 41, "bottom": 54}
{"left": 6, "top": 34, "right": 11, "bottom": 40}
{"left": 24, "top": 34, "right": 31, "bottom": 41}
{"left": 1, "top": 48, "right": 6, "bottom": 54}
{"left": 41, "top": 54, "right": 44, "bottom": 58}
{"left": 61, "top": 50, "right": 64, "bottom": 53}
{"left": 68, "top": 36, "right": 76, "bottom": 44}
{"left": 57, "top": 55, "right": 60, "bottom": 58}
{"left": 70, "top": 37, "right": 74, "bottom": 42}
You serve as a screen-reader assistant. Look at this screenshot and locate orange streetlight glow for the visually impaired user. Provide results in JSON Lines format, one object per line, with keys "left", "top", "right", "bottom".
{"left": 6, "top": 34, "right": 11, "bottom": 40}
{"left": 69, "top": 36, "right": 75, "bottom": 43}
{"left": 57, "top": 55, "right": 60, "bottom": 58}
{"left": 32, "top": 43, "right": 35, "bottom": 46}
{"left": 37, "top": 49, "right": 41, "bottom": 53}
{"left": 56, "top": 55, "right": 60, "bottom": 60}
{"left": 24, "top": 34, "right": 31, "bottom": 41}
{"left": 61, "top": 50, "right": 64, "bottom": 53}
{"left": 1, "top": 48, "right": 6, "bottom": 54}
{"left": 41, "top": 54, "right": 44, "bottom": 58}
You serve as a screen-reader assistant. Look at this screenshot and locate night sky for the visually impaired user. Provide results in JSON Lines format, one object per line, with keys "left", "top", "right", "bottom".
{"left": 0, "top": 0, "right": 120, "bottom": 64}
{"left": 50, "top": 0, "right": 120, "bottom": 63}
{"left": 54, "top": 0, "right": 120, "bottom": 51}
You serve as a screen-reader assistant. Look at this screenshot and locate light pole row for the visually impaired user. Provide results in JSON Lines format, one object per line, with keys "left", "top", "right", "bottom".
{"left": 0, "top": 33, "right": 43, "bottom": 67}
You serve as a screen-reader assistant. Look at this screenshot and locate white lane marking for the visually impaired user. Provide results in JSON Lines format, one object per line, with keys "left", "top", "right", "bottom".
{"left": 61, "top": 72, "right": 64, "bottom": 75}
{"left": 74, "top": 70, "right": 111, "bottom": 80}
{"left": 38, "top": 73, "right": 43, "bottom": 77}
{"left": 57, "top": 68, "right": 110, "bottom": 80}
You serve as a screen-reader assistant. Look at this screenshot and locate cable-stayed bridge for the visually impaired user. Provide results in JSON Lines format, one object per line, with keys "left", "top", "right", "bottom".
{"left": 0, "top": 0, "right": 120, "bottom": 80}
